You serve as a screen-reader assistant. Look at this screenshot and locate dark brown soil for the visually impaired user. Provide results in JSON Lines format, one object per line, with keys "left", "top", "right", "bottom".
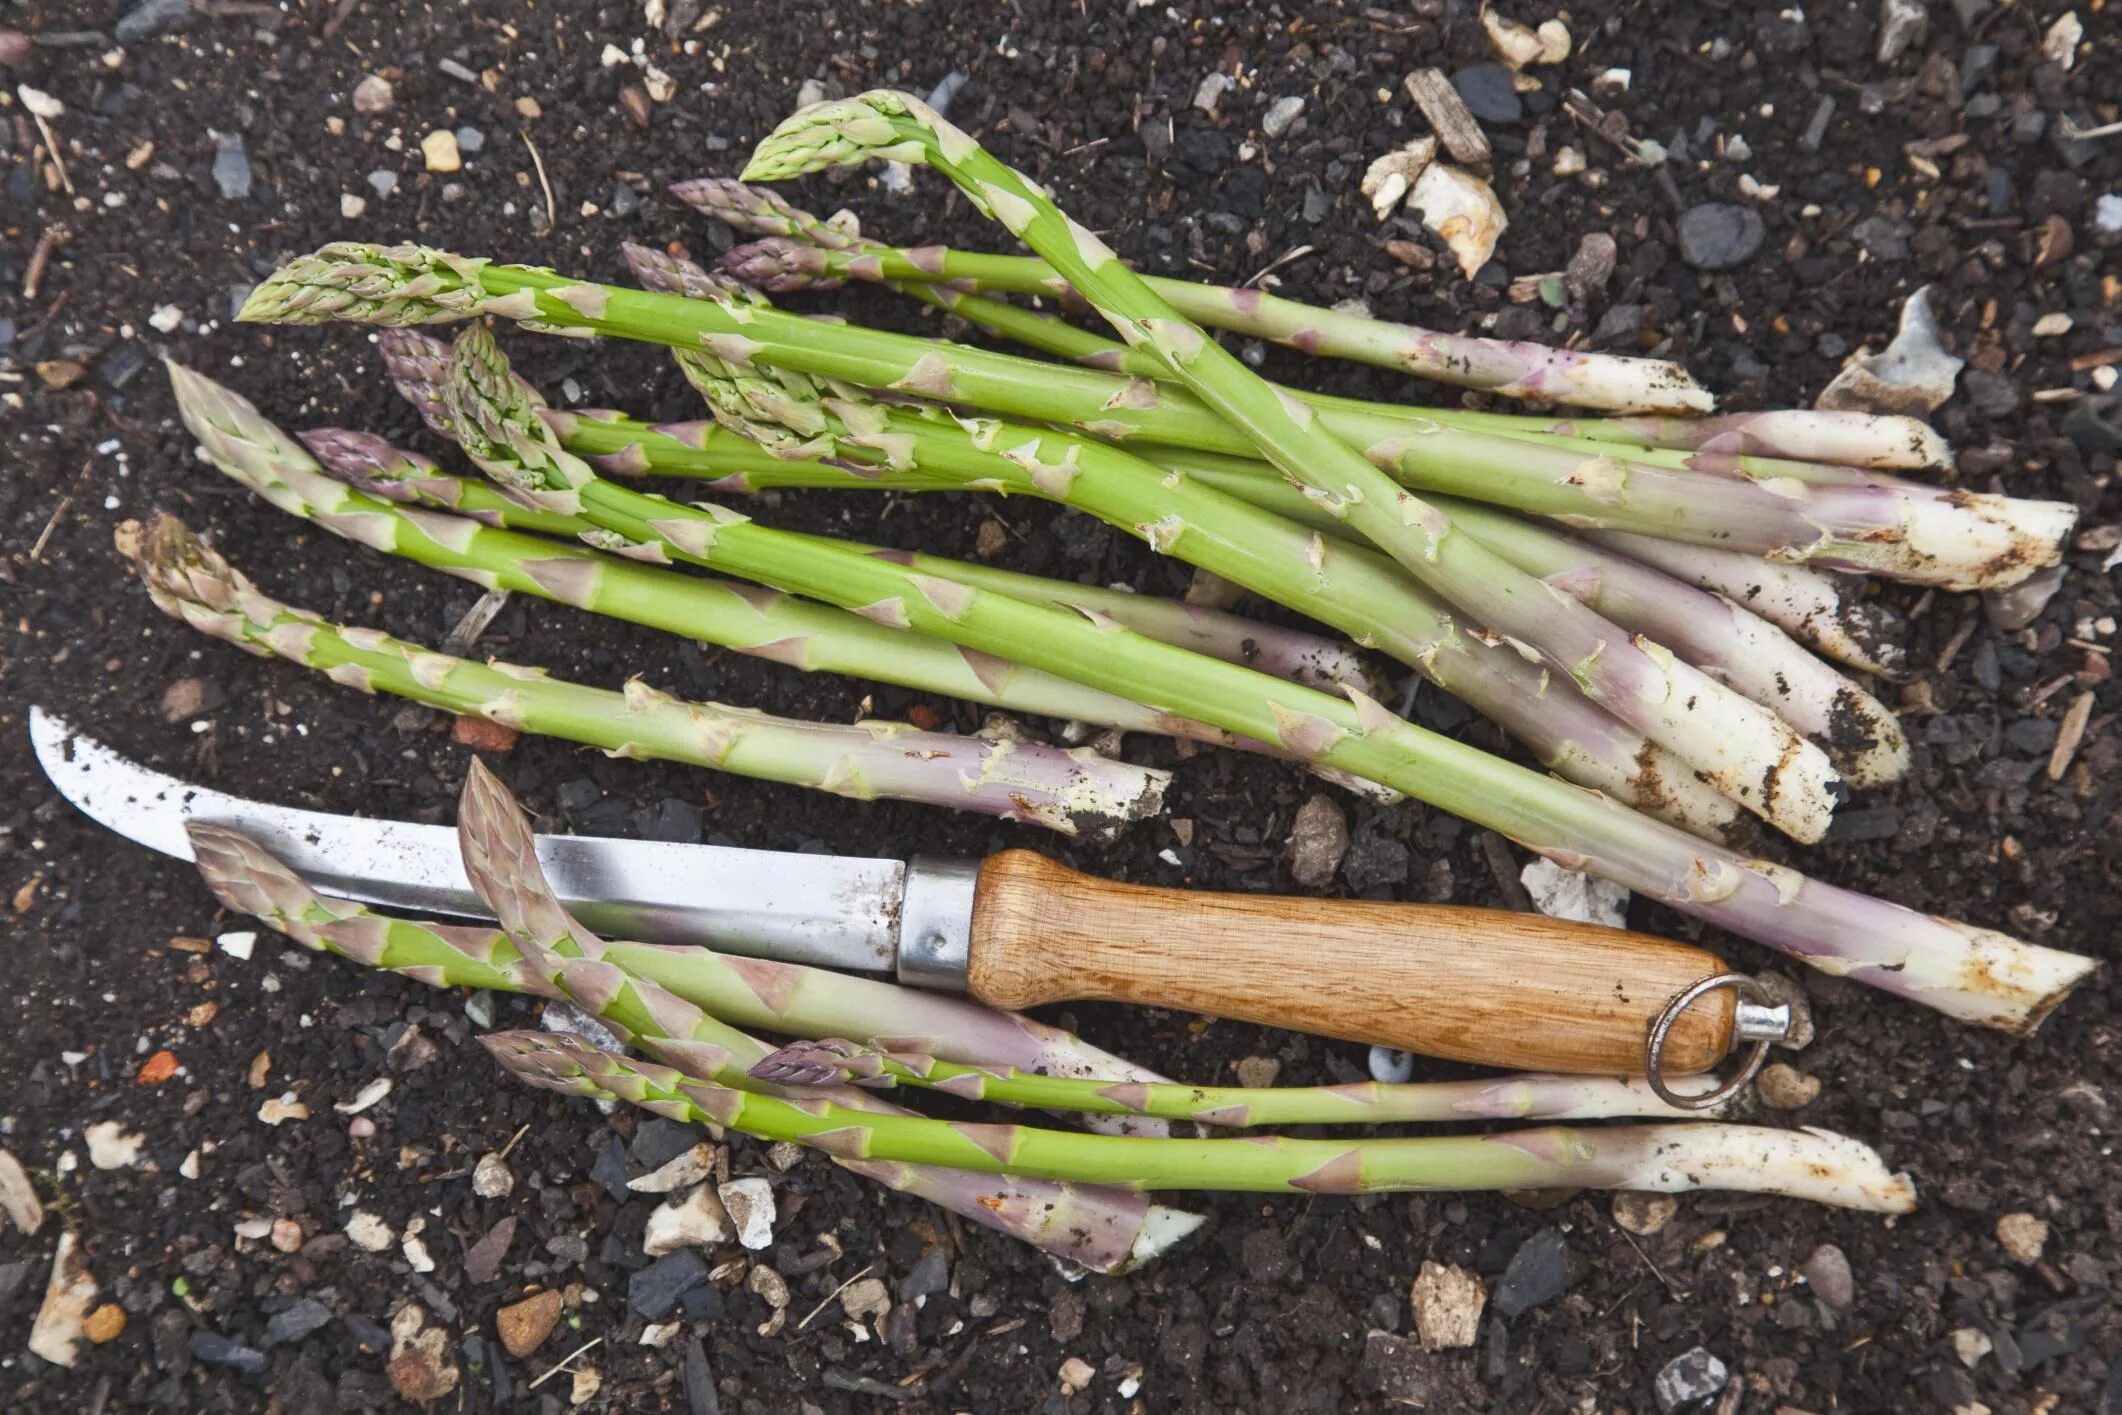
{"left": 3, "top": 1, "right": 2117, "bottom": 1411}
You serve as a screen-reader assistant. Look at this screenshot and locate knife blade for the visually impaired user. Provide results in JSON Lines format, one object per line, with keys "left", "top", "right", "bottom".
{"left": 32, "top": 706, "right": 1777, "bottom": 1074}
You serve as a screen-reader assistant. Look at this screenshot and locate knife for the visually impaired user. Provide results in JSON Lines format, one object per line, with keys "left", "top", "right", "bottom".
{"left": 31, "top": 706, "right": 1778, "bottom": 1075}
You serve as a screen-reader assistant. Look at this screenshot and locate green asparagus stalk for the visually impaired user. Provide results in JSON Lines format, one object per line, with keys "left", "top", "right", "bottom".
{"left": 744, "top": 95, "right": 1849, "bottom": 843}
{"left": 185, "top": 798, "right": 1179, "bottom": 1106}
{"left": 681, "top": 180, "right": 1953, "bottom": 470}
{"left": 490, "top": 1030, "right": 1919, "bottom": 1212}
{"left": 373, "top": 330, "right": 1380, "bottom": 699}
{"left": 680, "top": 179, "right": 1713, "bottom": 415}
{"left": 236, "top": 243, "right": 2070, "bottom": 591}
{"left": 133, "top": 514, "right": 1169, "bottom": 835}
{"left": 188, "top": 807, "right": 1198, "bottom": 1271}
{"left": 422, "top": 321, "right": 2094, "bottom": 1034}
{"left": 673, "top": 348, "right": 1744, "bottom": 836}
{"left": 748, "top": 1038, "right": 1717, "bottom": 1125}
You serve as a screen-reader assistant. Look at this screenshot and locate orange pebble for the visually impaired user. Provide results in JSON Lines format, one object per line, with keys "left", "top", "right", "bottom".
{"left": 137, "top": 1050, "right": 180, "bottom": 1085}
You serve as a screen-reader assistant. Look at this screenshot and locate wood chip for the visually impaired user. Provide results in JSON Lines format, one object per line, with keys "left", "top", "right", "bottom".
{"left": 1403, "top": 69, "right": 1491, "bottom": 171}
{"left": 2047, "top": 690, "right": 2095, "bottom": 782}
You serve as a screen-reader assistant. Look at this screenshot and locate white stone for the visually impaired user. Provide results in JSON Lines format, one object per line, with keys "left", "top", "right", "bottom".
{"left": 1521, "top": 858, "right": 1630, "bottom": 928}
{"left": 344, "top": 1210, "right": 394, "bottom": 1252}
{"left": 628, "top": 1142, "right": 717, "bottom": 1193}
{"left": 83, "top": 1121, "right": 145, "bottom": 1171}
{"left": 642, "top": 1185, "right": 734, "bottom": 1256}
{"left": 148, "top": 304, "right": 184, "bottom": 333}
{"left": 216, "top": 930, "right": 256, "bottom": 960}
{"left": 1410, "top": 1261, "right": 1485, "bottom": 1349}
{"left": 719, "top": 1177, "right": 776, "bottom": 1250}
{"left": 472, "top": 1152, "right": 514, "bottom": 1198}
{"left": 334, "top": 1077, "right": 391, "bottom": 1114}
{"left": 1407, "top": 164, "right": 1507, "bottom": 278}
{"left": 341, "top": 193, "right": 367, "bottom": 220}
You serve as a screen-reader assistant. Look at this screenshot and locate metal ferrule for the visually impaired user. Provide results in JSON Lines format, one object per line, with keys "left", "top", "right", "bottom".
{"left": 896, "top": 855, "right": 981, "bottom": 991}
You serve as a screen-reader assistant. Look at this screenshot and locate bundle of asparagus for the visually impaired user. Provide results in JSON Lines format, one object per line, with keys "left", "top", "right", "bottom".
{"left": 190, "top": 757, "right": 1918, "bottom": 1239}
{"left": 137, "top": 90, "right": 2089, "bottom": 1215}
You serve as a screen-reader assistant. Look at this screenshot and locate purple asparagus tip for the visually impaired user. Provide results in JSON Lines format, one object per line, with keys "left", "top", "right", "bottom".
{"left": 747, "top": 1038, "right": 887, "bottom": 1087}
{"left": 716, "top": 238, "right": 840, "bottom": 294}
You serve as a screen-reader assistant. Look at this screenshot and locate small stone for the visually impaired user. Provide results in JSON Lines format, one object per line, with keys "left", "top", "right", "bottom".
{"left": 421, "top": 130, "right": 462, "bottom": 173}
{"left": 84, "top": 1303, "right": 125, "bottom": 1344}
{"left": 1234, "top": 1056, "right": 1281, "bottom": 1089}
{"left": 258, "top": 1093, "right": 309, "bottom": 1125}
{"left": 84, "top": 1120, "right": 145, "bottom": 1170}
{"left": 630, "top": 1142, "right": 717, "bottom": 1193}
{"left": 840, "top": 1277, "right": 892, "bottom": 1324}
{"left": 385, "top": 1328, "right": 459, "bottom": 1402}
{"left": 570, "top": 1367, "right": 602, "bottom": 1405}
{"left": 341, "top": 193, "right": 366, "bottom": 220}
{"left": 352, "top": 74, "right": 393, "bottom": 113}
{"left": 619, "top": 84, "right": 652, "bottom": 128}
{"left": 217, "top": 929, "right": 256, "bottom": 960}
{"left": 2030, "top": 311, "right": 2072, "bottom": 337}
{"left": 454, "top": 126, "right": 486, "bottom": 154}
{"left": 643, "top": 1185, "right": 734, "bottom": 1256}
{"left": 1450, "top": 63, "right": 1522, "bottom": 124}
{"left": 210, "top": 130, "right": 251, "bottom": 200}
{"left": 367, "top": 169, "right": 399, "bottom": 197}
{"left": 1877, "top": 0, "right": 1928, "bottom": 63}
{"left": 1802, "top": 1244, "right": 1854, "bottom": 1308}
{"left": 1816, "top": 286, "right": 1963, "bottom": 415}
{"left": 1058, "top": 1356, "right": 1095, "bottom": 1393}
{"left": 1408, "top": 163, "right": 1508, "bottom": 278}
{"left": 27, "top": 1232, "right": 95, "bottom": 1368}
{"left": 1493, "top": 1229, "right": 1571, "bottom": 1317}
{"left": 189, "top": 1330, "right": 269, "bottom": 1376}
{"left": 1952, "top": 1326, "right": 1993, "bottom": 1367}
{"left": 746, "top": 1264, "right": 789, "bottom": 1310}
{"left": 1192, "top": 71, "right": 1232, "bottom": 115}
{"left": 344, "top": 1211, "right": 393, "bottom": 1252}
{"left": 1962, "top": 369, "right": 2018, "bottom": 418}
{"left": 1755, "top": 1063, "right": 1822, "bottom": 1110}
{"left": 629, "top": 1250, "right": 709, "bottom": 1320}
{"left": 975, "top": 518, "right": 1009, "bottom": 558}
{"left": 464, "top": 1216, "right": 516, "bottom": 1285}
{"left": 718, "top": 1177, "right": 775, "bottom": 1250}
{"left": 1410, "top": 1261, "right": 1485, "bottom": 1349}
{"left": 496, "top": 1289, "right": 563, "bottom": 1358}
{"left": 265, "top": 1297, "right": 333, "bottom": 1346}
{"left": 1995, "top": 1211, "right": 2048, "bottom": 1264}
{"left": 1261, "top": 96, "right": 1306, "bottom": 138}
{"left": 1520, "top": 858, "right": 1629, "bottom": 927}
{"left": 1654, "top": 1345, "right": 1729, "bottom": 1414}
{"left": 1552, "top": 145, "right": 1586, "bottom": 176}
{"left": 116, "top": 0, "right": 195, "bottom": 42}
{"left": 36, "top": 360, "right": 86, "bottom": 390}
{"left": 1612, "top": 1192, "right": 1678, "bottom": 1235}
{"left": 1368, "top": 1046, "right": 1415, "bottom": 1084}
{"left": 472, "top": 1152, "right": 513, "bottom": 1198}
{"left": 899, "top": 1247, "right": 950, "bottom": 1303}
{"left": 270, "top": 1219, "right": 303, "bottom": 1253}
{"left": 1285, "top": 794, "right": 1349, "bottom": 888}
{"left": 1677, "top": 203, "right": 1765, "bottom": 270}
{"left": 149, "top": 303, "right": 184, "bottom": 333}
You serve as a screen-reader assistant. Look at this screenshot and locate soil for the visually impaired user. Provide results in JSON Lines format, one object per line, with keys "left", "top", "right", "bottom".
{"left": 2, "top": 1, "right": 2118, "bottom": 1411}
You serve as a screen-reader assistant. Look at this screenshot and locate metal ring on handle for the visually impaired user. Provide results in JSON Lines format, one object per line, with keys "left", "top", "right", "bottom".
{"left": 1644, "top": 972, "right": 1775, "bottom": 1111}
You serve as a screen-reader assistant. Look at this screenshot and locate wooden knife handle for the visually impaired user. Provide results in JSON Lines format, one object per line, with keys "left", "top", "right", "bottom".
{"left": 966, "top": 851, "right": 1732, "bottom": 1075}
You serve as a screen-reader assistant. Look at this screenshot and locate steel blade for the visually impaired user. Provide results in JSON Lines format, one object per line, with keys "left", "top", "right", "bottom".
{"left": 29, "top": 707, "right": 902, "bottom": 971}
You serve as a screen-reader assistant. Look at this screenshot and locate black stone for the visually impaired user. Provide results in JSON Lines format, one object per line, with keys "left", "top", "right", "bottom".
{"left": 1492, "top": 1228, "right": 1572, "bottom": 1317}
{"left": 1828, "top": 806, "right": 1901, "bottom": 842}
{"left": 263, "top": 1297, "right": 334, "bottom": 1346}
{"left": 629, "top": 1250, "right": 711, "bottom": 1320}
{"left": 685, "top": 1335, "right": 722, "bottom": 1415}
{"left": 1677, "top": 204, "right": 1765, "bottom": 270}
{"left": 897, "top": 1246, "right": 950, "bottom": 1304}
{"left": 187, "top": 1330, "right": 269, "bottom": 1376}
{"left": 1451, "top": 64, "right": 1522, "bottom": 124}
{"left": 116, "top": 0, "right": 195, "bottom": 42}
{"left": 2062, "top": 395, "right": 2122, "bottom": 455}
{"left": 1342, "top": 829, "right": 1410, "bottom": 895}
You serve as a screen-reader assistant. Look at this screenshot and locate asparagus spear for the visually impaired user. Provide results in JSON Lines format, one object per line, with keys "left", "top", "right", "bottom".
{"left": 374, "top": 330, "right": 1380, "bottom": 698}
{"left": 749, "top": 1038, "right": 1716, "bottom": 1125}
{"left": 673, "top": 348, "right": 1743, "bottom": 836}
{"left": 422, "top": 322, "right": 2093, "bottom": 1033}
{"left": 491, "top": 1030, "right": 1919, "bottom": 1212}
{"left": 188, "top": 809, "right": 1195, "bottom": 1271}
{"left": 744, "top": 94, "right": 1848, "bottom": 844}
{"left": 1414, "top": 497, "right": 1909, "bottom": 786}
{"left": 680, "top": 179, "right": 1953, "bottom": 468}
{"left": 187, "top": 807, "right": 1176, "bottom": 1103}
{"left": 133, "top": 514, "right": 1168, "bottom": 835}
{"left": 1582, "top": 532, "right": 1910, "bottom": 679}
{"left": 683, "top": 182, "right": 1711, "bottom": 415}
{"left": 238, "top": 243, "right": 2071, "bottom": 590}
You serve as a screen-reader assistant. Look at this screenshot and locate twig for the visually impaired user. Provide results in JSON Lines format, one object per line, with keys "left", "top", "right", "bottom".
{"left": 31, "top": 462, "right": 94, "bottom": 562}
{"left": 496, "top": 1122, "right": 532, "bottom": 1160}
{"left": 522, "top": 128, "right": 556, "bottom": 232}
{"left": 29, "top": 111, "right": 73, "bottom": 196}
{"left": 323, "top": 0, "right": 363, "bottom": 37}
{"left": 2059, "top": 115, "right": 2122, "bottom": 141}
{"left": 528, "top": 1337, "right": 602, "bottom": 1390}
{"left": 1241, "top": 244, "right": 1315, "bottom": 290}
{"left": 795, "top": 1261, "right": 877, "bottom": 1332}
{"left": 23, "top": 225, "right": 66, "bottom": 301}
{"left": 1617, "top": 1227, "right": 1687, "bottom": 1300}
